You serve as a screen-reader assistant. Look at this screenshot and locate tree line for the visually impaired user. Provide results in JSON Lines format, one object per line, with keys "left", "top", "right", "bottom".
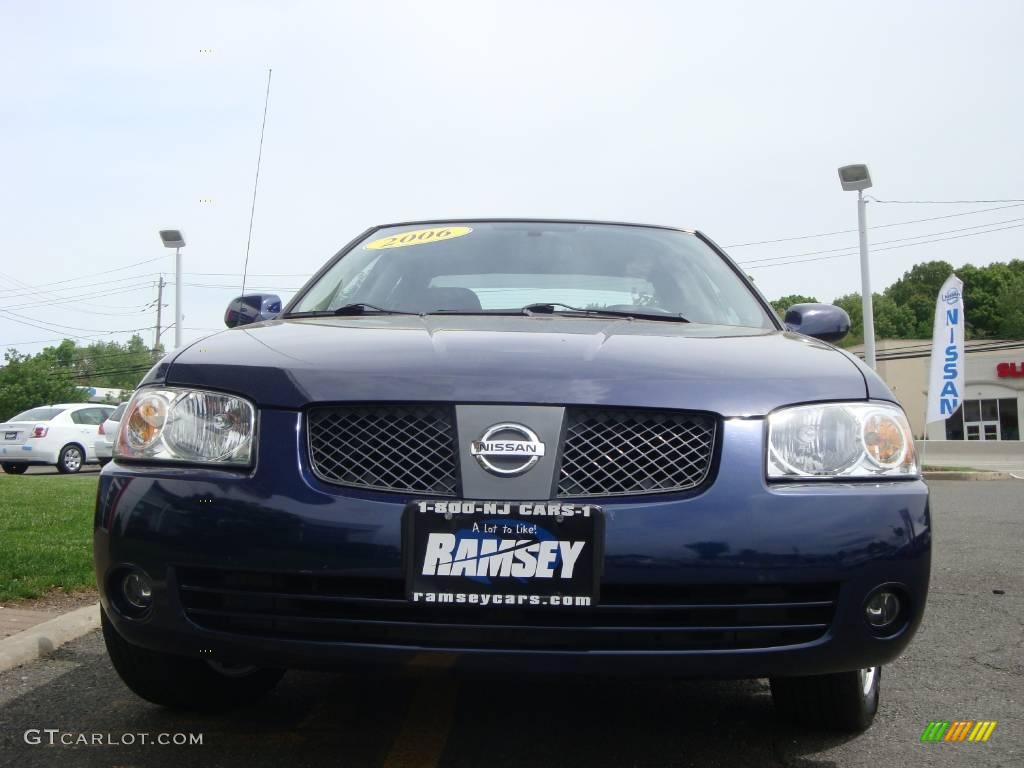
{"left": 0, "top": 335, "right": 158, "bottom": 421}
{"left": 770, "top": 259, "right": 1024, "bottom": 347}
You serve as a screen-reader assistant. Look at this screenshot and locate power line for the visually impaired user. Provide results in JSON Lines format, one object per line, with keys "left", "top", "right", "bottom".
{"left": 867, "top": 338, "right": 1024, "bottom": 355}
{"left": 55, "top": 356, "right": 156, "bottom": 371}
{"left": 0, "top": 256, "right": 166, "bottom": 293}
{"left": 3, "top": 330, "right": 214, "bottom": 350}
{"left": 0, "top": 308, "right": 150, "bottom": 336}
{"left": 168, "top": 282, "right": 300, "bottom": 291}
{"left": 0, "top": 311, "right": 100, "bottom": 339}
{"left": 868, "top": 198, "right": 1024, "bottom": 204}
{"left": 0, "top": 333, "right": 115, "bottom": 347}
{"left": 871, "top": 340, "right": 1024, "bottom": 362}
{"left": 5, "top": 283, "right": 153, "bottom": 310}
{"left": 183, "top": 271, "right": 309, "bottom": 278}
{"left": 744, "top": 222, "right": 1024, "bottom": 270}
{"left": 65, "top": 365, "right": 154, "bottom": 382}
{"left": 724, "top": 203, "right": 1024, "bottom": 248}
{"left": 738, "top": 216, "right": 1024, "bottom": 266}
{"left": 0, "top": 265, "right": 304, "bottom": 299}
{"left": 61, "top": 348, "right": 159, "bottom": 364}
{"left": 0, "top": 324, "right": 215, "bottom": 351}
{"left": 0, "top": 272, "right": 161, "bottom": 298}
{"left": 4, "top": 282, "right": 155, "bottom": 312}
{"left": 0, "top": 273, "right": 152, "bottom": 318}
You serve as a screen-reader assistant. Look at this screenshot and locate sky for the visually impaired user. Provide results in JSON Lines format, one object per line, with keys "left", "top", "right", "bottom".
{"left": 1, "top": 0, "right": 1023, "bottom": 354}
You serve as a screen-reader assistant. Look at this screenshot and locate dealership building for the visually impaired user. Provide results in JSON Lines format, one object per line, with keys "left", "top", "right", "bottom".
{"left": 848, "top": 339, "right": 1023, "bottom": 442}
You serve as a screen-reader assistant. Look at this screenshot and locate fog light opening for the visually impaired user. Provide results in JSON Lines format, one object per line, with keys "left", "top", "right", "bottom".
{"left": 865, "top": 590, "right": 901, "bottom": 629}
{"left": 121, "top": 571, "right": 153, "bottom": 611}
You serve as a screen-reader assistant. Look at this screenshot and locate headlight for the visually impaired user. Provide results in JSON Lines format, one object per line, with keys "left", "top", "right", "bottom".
{"left": 767, "top": 402, "right": 917, "bottom": 479}
{"left": 114, "top": 388, "right": 255, "bottom": 465}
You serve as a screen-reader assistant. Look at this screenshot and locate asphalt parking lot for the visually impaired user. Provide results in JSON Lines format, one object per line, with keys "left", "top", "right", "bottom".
{"left": 0, "top": 480, "right": 1020, "bottom": 767}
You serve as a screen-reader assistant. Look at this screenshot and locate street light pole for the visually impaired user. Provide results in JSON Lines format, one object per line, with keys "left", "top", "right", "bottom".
{"left": 174, "top": 246, "right": 182, "bottom": 349}
{"left": 857, "top": 190, "right": 876, "bottom": 369}
{"left": 158, "top": 230, "right": 186, "bottom": 349}
{"left": 837, "top": 164, "right": 876, "bottom": 369}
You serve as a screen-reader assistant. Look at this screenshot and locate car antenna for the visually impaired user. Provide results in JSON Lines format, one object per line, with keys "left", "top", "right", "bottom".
{"left": 240, "top": 68, "right": 273, "bottom": 298}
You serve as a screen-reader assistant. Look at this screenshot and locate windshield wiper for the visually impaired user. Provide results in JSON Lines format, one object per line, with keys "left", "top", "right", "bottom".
{"left": 289, "top": 302, "right": 689, "bottom": 322}
{"left": 519, "top": 303, "right": 689, "bottom": 323}
{"left": 285, "top": 304, "right": 418, "bottom": 318}
{"left": 332, "top": 303, "right": 420, "bottom": 316}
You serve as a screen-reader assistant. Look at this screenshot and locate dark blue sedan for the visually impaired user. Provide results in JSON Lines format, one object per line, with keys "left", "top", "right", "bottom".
{"left": 95, "top": 220, "right": 930, "bottom": 731}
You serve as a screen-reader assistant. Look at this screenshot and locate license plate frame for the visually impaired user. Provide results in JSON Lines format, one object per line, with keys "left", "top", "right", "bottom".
{"left": 3, "top": 432, "right": 16, "bottom": 441}
{"left": 403, "top": 500, "right": 604, "bottom": 608}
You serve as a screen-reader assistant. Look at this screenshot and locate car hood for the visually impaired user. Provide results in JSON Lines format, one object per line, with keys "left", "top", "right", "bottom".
{"left": 158, "top": 315, "right": 877, "bottom": 417}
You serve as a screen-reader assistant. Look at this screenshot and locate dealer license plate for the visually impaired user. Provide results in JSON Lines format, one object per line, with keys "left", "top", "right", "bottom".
{"left": 404, "top": 501, "right": 603, "bottom": 608}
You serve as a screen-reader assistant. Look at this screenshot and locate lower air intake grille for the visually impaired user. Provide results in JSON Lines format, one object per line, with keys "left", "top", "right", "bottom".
{"left": 558, "top": 408, "right": 716, "bottom": 497}
{"left": 177, "top": 568, "right": 837, "bottom": 652}
{"left": 308, "top": 405, "right": 457, "bottom": 495}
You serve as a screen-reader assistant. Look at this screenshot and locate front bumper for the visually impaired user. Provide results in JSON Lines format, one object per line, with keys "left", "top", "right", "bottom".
{"left": 95, "top": 412, "right": 931, "bottom": 678}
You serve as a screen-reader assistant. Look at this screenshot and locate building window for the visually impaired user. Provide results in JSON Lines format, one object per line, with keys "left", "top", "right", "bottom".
{"left": 999, "top": 398, "right": 1020, "bottom": 440}
{"left": 947, "top": 398, "right": 1021, "bottom": 440}
{"left": 945, "top": 405, "right": 964, "bottom": 440}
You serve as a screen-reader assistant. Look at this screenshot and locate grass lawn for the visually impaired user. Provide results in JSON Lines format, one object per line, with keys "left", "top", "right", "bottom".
{"left": 0, "top": 474, "right": 98, "bottom": 602}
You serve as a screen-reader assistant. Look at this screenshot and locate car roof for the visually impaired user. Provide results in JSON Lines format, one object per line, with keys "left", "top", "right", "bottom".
{"left": 373, "top": 218, "right": 697, "bottom": 234}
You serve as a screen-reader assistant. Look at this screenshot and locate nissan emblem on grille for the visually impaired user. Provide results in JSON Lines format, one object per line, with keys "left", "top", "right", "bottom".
{"left": 470, "top": 423, "right": 546, "bottom": 476}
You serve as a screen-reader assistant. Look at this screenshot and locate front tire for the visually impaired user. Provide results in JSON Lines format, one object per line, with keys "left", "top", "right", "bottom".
{"left": 770, "top": 666, "right": 880, "bottom": 732}
{"left": 101, "top": 609, "right": 284, "bottom": 711}
{"left": 1, "top": 463, "right": 28, "bottom": 474}
{"left": 57, "top": 444, "right": 84, "bottom": 474}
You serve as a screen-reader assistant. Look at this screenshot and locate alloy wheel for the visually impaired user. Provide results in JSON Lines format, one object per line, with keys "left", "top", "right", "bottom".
{"left": 63, "top": 448, "right": 82, "bottom": 472}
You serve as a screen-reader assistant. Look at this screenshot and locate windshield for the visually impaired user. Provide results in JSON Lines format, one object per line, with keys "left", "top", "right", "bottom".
{"left": 288, "top": 222, "right": 774, "bottom": 329}
{"left": 9, "top": 407, "right": 65, "bottom": 422}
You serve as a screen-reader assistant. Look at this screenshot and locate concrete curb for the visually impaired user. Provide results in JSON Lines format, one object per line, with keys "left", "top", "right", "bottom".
{"left": 923, "top": 471, "right": 1014, "bottom": 481}
{"left": 0, "top": 603, "right": 99, "bottom": 674}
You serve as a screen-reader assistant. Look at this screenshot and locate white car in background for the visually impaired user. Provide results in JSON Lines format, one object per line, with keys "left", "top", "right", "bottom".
{"left": 93, "top": 402, "right": 128, "bottom": 466}
{"left": 0, "top": 403, "right": 115, "bottom": 474}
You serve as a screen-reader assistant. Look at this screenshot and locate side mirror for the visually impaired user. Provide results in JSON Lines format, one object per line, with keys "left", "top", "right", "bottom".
{"left": 784, "top": 303, "right": 850, "bottom": 343}
{"left": 224, "top": 294, "right": 282, "bottom": 328}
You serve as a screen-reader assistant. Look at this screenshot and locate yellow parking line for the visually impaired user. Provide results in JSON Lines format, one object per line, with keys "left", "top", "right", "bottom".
{"left": 382, "top": 654, "right": 458, "bottom": 768}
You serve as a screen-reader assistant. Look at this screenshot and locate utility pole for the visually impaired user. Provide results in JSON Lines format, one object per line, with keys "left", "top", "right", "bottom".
{"left": 154, "top": 276, "right": 165, "bottom": 353}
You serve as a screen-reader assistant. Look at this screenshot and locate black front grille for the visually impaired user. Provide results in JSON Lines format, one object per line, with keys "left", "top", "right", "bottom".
{"left": 558, "top": 408, "right": 716, "bottom": 497}
{"left": 307, "top": 405, "right": 717, "bottom": 498}
{"left": 178, "top": 568, "right": 836, "bottom": 652}
{"left": 308, "top": 405, "right": 457, "bottom": 495}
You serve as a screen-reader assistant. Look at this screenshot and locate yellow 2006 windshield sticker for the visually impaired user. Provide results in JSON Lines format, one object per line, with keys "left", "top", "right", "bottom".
{"left": 365, "top": 226, "right": 472, "bottom": 250}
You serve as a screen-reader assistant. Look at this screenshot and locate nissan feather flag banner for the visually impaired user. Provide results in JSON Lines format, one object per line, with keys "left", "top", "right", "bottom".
{"left": 926, "top": 275, "right": 965, "bottom": 424}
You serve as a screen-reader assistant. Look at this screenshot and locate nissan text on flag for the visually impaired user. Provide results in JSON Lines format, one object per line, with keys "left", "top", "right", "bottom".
{"left": 94, "top": 220, "right": 930, "bottom": 731}
{"left": 927, "top": 275, "right": 965, "bottom": 425}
